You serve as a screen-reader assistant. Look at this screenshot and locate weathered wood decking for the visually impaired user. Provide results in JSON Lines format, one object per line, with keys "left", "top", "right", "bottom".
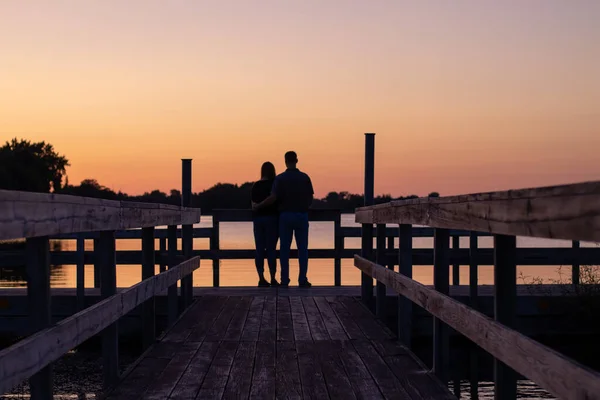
{"left": 106, "top": 295, "right": 452, "bottom": 400}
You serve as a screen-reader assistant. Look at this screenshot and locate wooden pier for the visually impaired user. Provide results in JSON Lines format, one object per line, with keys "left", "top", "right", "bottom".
{"left": 1, "top": 135, "right": 600, "bottom": 399}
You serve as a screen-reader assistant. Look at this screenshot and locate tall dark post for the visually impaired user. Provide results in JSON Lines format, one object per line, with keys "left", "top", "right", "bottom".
{"left": 182, "top": 159, "right": 194, "bottom": 304}
{"left": 398, "top": 224, "right": 413, "bottom": 347}
{"left": 99, "top": 230, "right": 119, "bottom": 388}
{"left": 494, "top": 234, "right": 517, "bottom": 400}
{"left": 361, "top": 133, "right": 375, "bottom": 305}
{"left": 433, "top": 228, "right": 450, "bottom": 385}
{"left": 26, "top": 236, "right": 52, "bottom": 399}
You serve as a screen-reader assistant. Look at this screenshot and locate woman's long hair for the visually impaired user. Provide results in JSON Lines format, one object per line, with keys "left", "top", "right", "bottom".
{"left": 261, "top": 162, "right": 276, "bottom": 180}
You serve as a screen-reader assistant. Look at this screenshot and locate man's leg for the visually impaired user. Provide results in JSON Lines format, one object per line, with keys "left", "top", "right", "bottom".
{"left": 278, "top": 213, "right": 293, "bottom": 286}
{"left": 295, "top": 212, "right": 310, "bottom": 284}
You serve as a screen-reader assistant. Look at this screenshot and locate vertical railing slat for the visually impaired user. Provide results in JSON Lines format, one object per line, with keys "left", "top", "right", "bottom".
{"left": 494, "top": 234, "right": 517, "bottom": 400}
{"left": 167, "top": 225, "right": 179, "bottom": 326}
{"left": 26, "top": 236, "right": 53, "bottom": 399}
{"left": 76, "top": 235, "right": 85, "bottom": 311}
{"left": 142, "top": 227, "right": 156, "bottom": 350}
{"left": 99, "top": 230, "right": 119, "bottom": 389}
{"left": 433, "top": 228, "right": 450, "bottom": 385}
{"left": 334, "top": 211, "right": 342, "bottom": 286}
{"left": 469, "top": 232, "right": 480, "bottom": 399}
{"left": 376, "top": 224, "right": 387, "bottom": 318}
{"left": 398, "top": 224, "right": 413, "bottom": 348}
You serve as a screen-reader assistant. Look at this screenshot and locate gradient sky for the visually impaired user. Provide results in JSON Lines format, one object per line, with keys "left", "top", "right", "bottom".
{"left": 1, "top": 1, "right": 599, "bottom": 197}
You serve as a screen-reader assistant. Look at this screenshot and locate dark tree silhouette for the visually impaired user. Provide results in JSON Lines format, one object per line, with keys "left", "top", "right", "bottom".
{"left": 0, "top": 138, "right": 69, "bottom": 192}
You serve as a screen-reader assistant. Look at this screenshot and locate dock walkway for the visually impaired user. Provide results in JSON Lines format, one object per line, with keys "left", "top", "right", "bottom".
{"left": 107, "top": 293, "right": 452, "bottom": 400}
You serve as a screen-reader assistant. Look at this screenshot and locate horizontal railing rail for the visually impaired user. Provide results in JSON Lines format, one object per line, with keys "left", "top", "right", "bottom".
{"left": 0, "top": 256, "right": 200, "bottom": 394}
{"left": 353, "top": 181, "right": 600, "bottom": 400}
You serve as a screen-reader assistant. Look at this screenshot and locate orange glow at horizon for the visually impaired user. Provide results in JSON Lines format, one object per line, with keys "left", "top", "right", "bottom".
{"left": 1, "top": 1, "right": 599, "bottom": 198}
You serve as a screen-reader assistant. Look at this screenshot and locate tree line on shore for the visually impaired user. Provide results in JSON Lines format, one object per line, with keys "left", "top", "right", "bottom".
{"left": 1, "top": 138, "right": 439, "bottom": 213}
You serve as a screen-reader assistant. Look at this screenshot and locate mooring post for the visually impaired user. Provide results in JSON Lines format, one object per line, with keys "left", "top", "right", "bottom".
{"left": 361, "top": 132, "right": 375, "bottom": 305}
{"left": 398, "top": 224, "right": 413, "bottom": 348}
{"left": 572, "top": 240, "right": 580, "bottom": 285}
{"left": 167, "top": 225, "right": 179, "bottom": 326}
{"left": 182, "top": 158, "right": 194, "bottom": 303}
{"left": 452, "top": 235, "right": 460, "bottom": 285}
{"left": 99, "top": 230, "right": 119, "bottom": 388}
{"left": 494, "top": 234, "right": 517, "bottom": 399}
{"left": 26, "top": 236, "right": 53, "bottom": 399}
{"left": 433, "top": 228, "right": 450, "bottom": 385}
{"left": 210, "top": 211, "right": 220, "bottom": 288}
{"left": 469, "top": 232, "right": 480, "bottom": 399}
{"left": 334, "top": 211, "right": 342, "bottom": 286}
{"left": 76, "top": 235, "right": 85, "bottom": 311}
{"left": 142, "top": 226, "right": 156, "bottom": 350}
{"left": 376, "top": 224, "right": 387, "bottom": 318}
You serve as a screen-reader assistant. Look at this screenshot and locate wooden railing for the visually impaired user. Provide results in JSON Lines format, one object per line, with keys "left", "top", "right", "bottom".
{"left": 354, "top": 181, "right": 600, "bottom": 400}
{"left": 0, "top": 190, "right": 202, "bottom": 398}
{"left": 2, "top": 208, "right": 596, "bottom": 291}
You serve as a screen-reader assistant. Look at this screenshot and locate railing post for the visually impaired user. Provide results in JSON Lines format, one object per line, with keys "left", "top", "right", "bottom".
{"left": 387, "top": 235, "right": 394, "bottom": 271}
{"left": 142, "top": 227, "right": 156, "bottom": 350}
{"left": 398, "top": 224, "right": 412, "bottom": 348}
{"left": 334, "top": 211, "right": 342, "bottom": 286}
{"left": 93, "top": 238, "right": 101, "bottom": 288}
{"left": 182, "top": 158, "right": 194, "bottom": 302}
{"left": 572, "top": 240, "right": 580, "bottom": 285}
{"left": 26, "top": 236, "right": 53, "bottom": 399}
{"left": 494, "top": 234, "right": 517, "bottom": 400}
{"left": 433, "top": 228, "right": 450, "bottom": 385}
{"left": 99, "top": 230, "right": 119, "bottom": 389}
{"left": 361, "top": 132, "right": 375, "bottom": 305}
{"left": 76, "top": 235, "right": 85, "bottom": 311}
{"left": 210, "top": 212, "right": 220, "bottom": 288}
{"left": 167, "top": 225, "right": 179, "bottom": 326}
{"left": 159, "top": 236, "right": 167, "bottom": 273}
{"left": 452, "top": 235, "right": 460, "bottom": 285}
{"left": 376, "top": 224, "right": 387, "bottom": 318}
{"left": 469, "top": 232, "right": 480, "bottom": 399}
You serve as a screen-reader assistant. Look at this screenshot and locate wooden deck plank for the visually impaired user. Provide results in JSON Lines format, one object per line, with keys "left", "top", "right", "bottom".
{"left": 142, "top": 342, "right": 201, "bottom": 400}
{"left": 259, "top": 296, "right": 277, "bottom": 342}
{"left": 107, "top": 358, "right": 170, "bottom": 400}
{"left": 162, "top": 299, "right": 206, "bottom": 343}
{"left": 289, "top": 296, "right": 312, "bottom": 341}
{"left": 186, "top": 296, "right": 229, "bottom": 342}
{"left": 277, "top": 296, "right": 295, "bottom": 342}
{"left": 222, "top": 341, "right": 257, "bottom": 399}
{"left": 169, "top": 341, "right": 220, "bottom": 400}
{"left": 327, "top": 296, "right": 366, "bottom": 340}
{"left": 205, "top": 297, "right": 240, "bottom": 342}
{"left": 315, "top": 340, "right": 357, "bottom": 400}
{"left": 241, "top": 296, "right": 265, "bottom": 341}
{"left": 296, "top": 340, "right": 330, "bottom": 400}
{"left": 352, "top": 340, "right": 412, "bottom": 400}
{"left": 338, "top": 340, "right": 385, "bottom": 400}
{"left": 249, "top": 340, "right": 276, "bottom": 399}
{"left": 223, "top": 296, "right": 252, "bottom": 341}
{"left": 301, "top": 297, "right": 329, "bottom": 340}
{"left": 339, "top": 296, "right": 393, "bottom": 341}
{"left": 314, "top": 297, "right": 348, "bottom": 340}
{"left": 275, "top": 341, "right": 302, "bottom": 399}
{"left": 195, "top": 341, "right": 238, "bottom": 398}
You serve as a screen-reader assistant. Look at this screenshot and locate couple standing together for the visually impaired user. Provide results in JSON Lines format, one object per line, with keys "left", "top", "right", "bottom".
{"left": 251, "top": 151, "right": 313, "bottom": 288}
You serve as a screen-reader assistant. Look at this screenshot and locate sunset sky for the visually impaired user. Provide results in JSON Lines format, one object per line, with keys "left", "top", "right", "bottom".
{"left": 1, "top": 1, "right": 599, "bottom": 197}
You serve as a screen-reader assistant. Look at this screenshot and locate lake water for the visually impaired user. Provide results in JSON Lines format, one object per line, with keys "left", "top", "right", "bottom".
{"left": 0, "top": 214, "right": 596, "bottom": 289}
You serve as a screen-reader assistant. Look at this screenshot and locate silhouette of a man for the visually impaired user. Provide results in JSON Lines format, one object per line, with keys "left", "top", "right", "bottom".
{"left": 253, "top": 151, "right": 313, "bottom": 287}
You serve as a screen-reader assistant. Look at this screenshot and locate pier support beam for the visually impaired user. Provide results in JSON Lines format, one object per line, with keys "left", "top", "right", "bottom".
{"left": 26, "top": 236, "right": 52, "bottom": 399}
{"left": 167, "top": 225, "right": 179, "bottom": 326}
{"left": 142, "top": 227, "right": 156, "bottom": 350}
{"left": 99, "top": 230, "right": 119, "bottom": 388}
{"left": 376, "top": 224, "right": 387, "bottom": 318}
{"left": 494, "top": 234, "right": 517, "bottom": 400}
{"left": 433, "top": 228, "right": 450, "bottom": 385}
{"left": 361, "top": 133, "right": 375, "bottom": 305}
{"left": 398, "top": 224, "right": 413, "bottom": 348}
